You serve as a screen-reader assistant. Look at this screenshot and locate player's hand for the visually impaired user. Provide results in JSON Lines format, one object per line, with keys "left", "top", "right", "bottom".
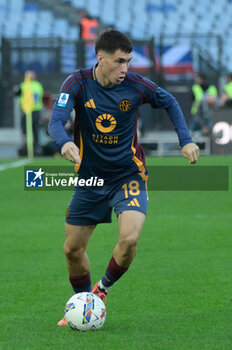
{"left": 61, "top": 141, "right": 81, "bottom": 164}
{"left": 182, "top": 143, "right": 199, "bottom": 164}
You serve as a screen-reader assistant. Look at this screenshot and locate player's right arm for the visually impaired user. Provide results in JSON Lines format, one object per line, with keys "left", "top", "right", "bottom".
{"left": 48, "top": 72, "right": 81, "bottom": 164}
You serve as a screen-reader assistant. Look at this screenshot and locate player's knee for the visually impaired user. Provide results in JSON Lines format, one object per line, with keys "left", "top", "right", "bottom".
{"left": 119, "top": 223, "right": 140, "bottom": 251}
{"left": 118, "top": 235, "right": 138, "bottom": 255}
{"left": 64, "top": 242, "right": 85, "bottom": 262}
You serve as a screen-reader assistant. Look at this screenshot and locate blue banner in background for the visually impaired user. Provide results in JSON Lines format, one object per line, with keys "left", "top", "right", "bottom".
{"left": 156, "top": 45, "right": 194, "bottom": 80}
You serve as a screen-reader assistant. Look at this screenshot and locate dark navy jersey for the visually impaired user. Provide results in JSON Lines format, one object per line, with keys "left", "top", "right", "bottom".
{"left": 48, "top": 66, "right": 192, "bottom": 180}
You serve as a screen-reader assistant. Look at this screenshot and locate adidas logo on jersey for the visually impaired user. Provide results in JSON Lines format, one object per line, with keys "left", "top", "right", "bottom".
{"left": 127, "top": 199, "right": 140, "bottom": 207}
{"left": 85, "top": 99, "right": 96, "bottom": 108}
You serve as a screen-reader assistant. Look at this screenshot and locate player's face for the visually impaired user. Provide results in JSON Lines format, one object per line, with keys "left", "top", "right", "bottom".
{"left": 96, "top": 49, "right": 132, "bottom": 87}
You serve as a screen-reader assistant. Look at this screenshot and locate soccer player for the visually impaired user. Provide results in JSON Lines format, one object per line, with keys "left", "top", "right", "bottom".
{"left": 48, "top": 28, "right": 199, "bottom": 326}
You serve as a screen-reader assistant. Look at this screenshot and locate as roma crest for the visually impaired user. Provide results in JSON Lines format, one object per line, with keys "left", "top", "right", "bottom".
{"left": 119, "top": 99, "right": 132, "bottom": 112}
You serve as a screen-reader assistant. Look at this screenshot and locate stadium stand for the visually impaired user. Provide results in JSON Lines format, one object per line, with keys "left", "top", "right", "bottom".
{"left": 0, "top": 0, "right": 231, "bottom": 70}
{"left": 0, "top": 0, "right": 232, "bottom": 70}
{"left": 0, "top": 0, "right": 79, "bottom": 40}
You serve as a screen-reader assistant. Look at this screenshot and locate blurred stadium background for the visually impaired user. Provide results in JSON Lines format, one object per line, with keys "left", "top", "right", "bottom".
{"left": 1, "top": 2, "right": 232, "bottom": 349}
{"left": 0, "top": 0, "right": 232, "bottom": 158}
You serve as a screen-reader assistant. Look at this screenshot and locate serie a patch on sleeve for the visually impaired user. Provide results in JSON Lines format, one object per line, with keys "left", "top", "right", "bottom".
{"left": 57, "top": 93, "right": 69, "bottom": 107}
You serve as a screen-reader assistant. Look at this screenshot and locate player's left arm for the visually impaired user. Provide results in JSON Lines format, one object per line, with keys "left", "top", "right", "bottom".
{"left": 144, "top": 82, "right": 199, "bottom": 164}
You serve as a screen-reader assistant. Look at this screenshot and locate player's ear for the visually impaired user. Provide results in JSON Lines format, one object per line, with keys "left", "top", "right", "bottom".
{"left": 96, "top": 52, "right": 104, "bottom": 65}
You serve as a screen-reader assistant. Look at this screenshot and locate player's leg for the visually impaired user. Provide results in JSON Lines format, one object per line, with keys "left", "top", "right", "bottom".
{"left": 113, "top": 210, "right": 145, "bottom": 267}
{"left": 96, "top": 210, "right": 145, "bottom": 294}
{"left": 58, "top": 186, "right": 113, "bottom": 325}
{"left": 93, "top": 175, "right": 148, "bottom": 296}
{"left": 58, "top": 223, "right": 96, "bottom": 326}
{"left": 64, "top": 185, "right": 112, "bottom": 294}
{"left": 64, "top": 223, "right": 96, "bottom": 294}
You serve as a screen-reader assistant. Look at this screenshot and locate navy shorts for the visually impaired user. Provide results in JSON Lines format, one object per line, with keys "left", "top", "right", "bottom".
{"left": 65, "top": 174, "right": 149, "bottom": 226}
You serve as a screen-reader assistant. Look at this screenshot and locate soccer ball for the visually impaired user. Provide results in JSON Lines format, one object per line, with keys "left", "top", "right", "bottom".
{"left": 64, "top": 292, "right": 106, "bottom": 331}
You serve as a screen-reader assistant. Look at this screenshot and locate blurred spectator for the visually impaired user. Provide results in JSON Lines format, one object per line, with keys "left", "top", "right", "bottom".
{"left": 190, "top": 73, "right": 218, "bottom": 135}
{"left": 79, "top": 10, "right": 99, "bottom": 40}
{"left": 40, "top": 94, "right": 74, "bottom": 156}
{"left": 15, "top": 70, "right": 44, "bottom": 155}
{"left": 220, "top": 73, "right": 232, "bottom": 107}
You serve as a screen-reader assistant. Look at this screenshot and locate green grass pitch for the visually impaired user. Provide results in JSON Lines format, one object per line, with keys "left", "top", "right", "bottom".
{"left": 0, "top": 155, "right": 232, "bottom": 350}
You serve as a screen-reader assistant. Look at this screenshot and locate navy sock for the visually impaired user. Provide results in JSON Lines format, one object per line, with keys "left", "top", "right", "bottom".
{"left": 69, "top": 272, "right": 92, "bottom": 294}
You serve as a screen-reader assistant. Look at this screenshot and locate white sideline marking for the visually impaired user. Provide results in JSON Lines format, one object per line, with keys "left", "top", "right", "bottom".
{"left": 0, "top": 159, "right": 30, "bottom": 172}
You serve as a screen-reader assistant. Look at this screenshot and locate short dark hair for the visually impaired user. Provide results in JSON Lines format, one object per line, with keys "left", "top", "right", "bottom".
{"left": 95, "top": 28, "right": 132, "bottom": 54}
